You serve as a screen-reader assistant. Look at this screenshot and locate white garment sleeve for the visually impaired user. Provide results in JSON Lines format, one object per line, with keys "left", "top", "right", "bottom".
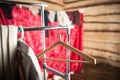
{"left": 27, "top": 47, "right": 43, "bottom": 80}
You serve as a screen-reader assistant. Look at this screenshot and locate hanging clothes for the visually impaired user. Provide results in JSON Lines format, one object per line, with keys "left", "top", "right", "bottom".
{"left": 44, "top": 10, "right": 49, "bottom": 37}
{"left": 17, "top": 41, "right": 42, "bottom": 80}
{"left": 0, "top": 3, "right": 15, "bottom": 19}
{"left": 0, "top": 25, "right": 18, "bottom": 80}
{"left": 39, "top": 10, "right": 49, "bottom": 37}
{"left": 66, "top": 11, "right": 81, "bottom": 26}
{"left": 48, "top": 10, "right": 58, "bottom": 23}
{"left": 0, "top": 8, "right": 13, "bottom": 25}
{"left": 48, "top": 10, "right": 56, "bottom": 23}
{"left": 57, "top": 11, "right": 72, "bottom": 26}
{"left": 31, "top": 7, "right": 39, "bottom": 16}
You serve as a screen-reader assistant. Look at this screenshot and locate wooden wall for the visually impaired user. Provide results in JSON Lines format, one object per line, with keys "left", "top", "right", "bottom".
{"left": 10, "top": 0, "right": 64, "bottom": 10}
{"left": 64, "top": 0, "right": 120, "bottom": 67}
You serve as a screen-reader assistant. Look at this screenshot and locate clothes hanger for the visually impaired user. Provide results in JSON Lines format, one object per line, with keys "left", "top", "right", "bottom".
{"left": 40, "top": 58, "right": 90, "bottom": 63}
{"left": 37, "top": 39, "right": 96, "bottom": 64}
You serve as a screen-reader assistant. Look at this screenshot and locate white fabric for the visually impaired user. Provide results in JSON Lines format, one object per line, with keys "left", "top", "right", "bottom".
{"left": 53, "top": 75, "right": 65, "bottom": 80}
{"left": 48, "top": 10, "right": 56, "bottom": 22}
{"left": 31, "top": 7, "right": 39, "bottom": 16}
{"left": 18, "top": 41, "right": 42, "bottom": 80}
{"left": 79, "top": 9, "right": 84, "bottom": 13}
{"left": 0, "top": 25, "right": 18, "bottom": 80}
{"left": 57, "top": 11, "right": 72, "bottom": 26}
{"left": 27, "top": 44, "right": 43, "bottom": 80}
{"left": 8, "top": 25, "right": 18, "bottom": 80}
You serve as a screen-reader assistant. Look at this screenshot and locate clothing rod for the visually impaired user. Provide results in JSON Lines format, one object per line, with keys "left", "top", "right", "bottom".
{"left": 43, "top": 65, "right": 66, "bottom": 79}
{"left": 0, "top": 1, "right": 47, "bottom": 6}
{"left": 23, "top": 26, "right": 68, "bottom": 31}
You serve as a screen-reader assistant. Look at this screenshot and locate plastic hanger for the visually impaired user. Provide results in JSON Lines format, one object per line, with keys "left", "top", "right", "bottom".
{"left": 18, "top": 26, "right": 24, "bottom": 42}
{"left": 37, "top": 40, "right": 96, "bottom": 64}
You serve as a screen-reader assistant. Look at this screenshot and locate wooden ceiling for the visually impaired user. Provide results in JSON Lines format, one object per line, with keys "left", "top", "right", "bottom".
{"left": 3, "top": 0, "right": 83, "bottom": 10}
{"left": 3, "top": 0, "right": 120, "bottom": 11}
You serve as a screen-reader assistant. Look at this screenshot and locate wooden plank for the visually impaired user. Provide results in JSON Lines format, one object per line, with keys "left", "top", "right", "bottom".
{"left": 96, "top": 57, "right": 120, "bottom": 68}
{"left": 11, "top": 0, "right": 63, "bottom": 10}
{"left": 84, "top": 39, "right": 120, "bottom": 44}
{"left": 84, "top": 48, "right": 120, "bottom": 61}
{"left": 64, "top": 0, "right": 120, "bottom": 9}
{"left": 84, "top": 41, "right": 120, "bottom": 55}
{"left": 64, "top": 0, "right": 78, "bottom": 3}
{"left": 83, "top": 4, "right": 120, "bottom": 16}
{"left": 84, "top": 15, "right": 120, "bottom": 23}
{"left": 84, "top": 32, "right": 120, "bottom": 42}
{"left": 46, "top": 0, "right": 64, "bottom": 5}
{"left": 84, "top": 23, "right": 120, "bottom": 31}
{"left": 13, "top": 0, "right": 63, "bottom": 5}
{"left": 41, "top": 3, "right": 63, "bottom": 10}
{"left": 64, "top": 0, "right": 80, "bottom": 4}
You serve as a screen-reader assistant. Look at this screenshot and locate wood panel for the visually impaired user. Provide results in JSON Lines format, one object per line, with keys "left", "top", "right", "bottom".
{"left": 64, "top": 0, "right": 120, "bottom": 9}
{"left": 84, "top": 41, "right": 120, "bottom": 55}
{"left": 84, "top": 47, "right": 120, "bottom": 67}
{"left": 84, "top": 32, "right": 120, "bottom": 42}
{"left": 12, "top": 0, "right": 63, "bottom": 5}
{"left": 84, "top": 48, "right": 120, "bottom": 61}
{"left": 84, "top": 23, "right": 120, "bottom": 31}
{"left": 63, "top": 0, "right": 120, "bottom": 67}
{"left": 96, "top": 57, "right": 120, "bottom": 68}
{"left": 84, "top": 15, "right": 120, "bottom": 23}
{"left": 64, "top": 0, "right": 78, "bottom": 3}
{"left": 10, "top": 0, "right": 64, "bottom": 10}
{"left": 84, "top": 39, "right": 120, "bottom": 44}
{"left": 46, "top": 0, "right": 63, "bottom": 5}
{"left": 83, "top": 4, "right": 120, "bottom": 16}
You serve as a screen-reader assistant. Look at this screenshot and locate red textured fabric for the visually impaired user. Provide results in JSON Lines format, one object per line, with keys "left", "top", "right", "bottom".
{"left": 0, "top": 6, "right": 83, "bottom": 76}
{"left": 0, "top": 8, "right": 13, "bottom": 25}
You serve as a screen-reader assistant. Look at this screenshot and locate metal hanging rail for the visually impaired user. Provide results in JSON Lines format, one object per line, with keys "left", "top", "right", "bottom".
{"left": 23, "top": 26, "right": 71, "bottom": 80}
{"left": 23, "top": 25, "right": 71, "bottom": 80}
{"left": 23, "top": 26, "right": 69, "bottom": 31}
{"left": 0, "top": 1, "right": 71, "bottom": 80}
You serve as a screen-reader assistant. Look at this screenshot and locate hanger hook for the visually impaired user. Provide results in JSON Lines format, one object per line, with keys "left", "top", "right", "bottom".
{"left": 18, "top": 26, "right": 24, "bottom": 41}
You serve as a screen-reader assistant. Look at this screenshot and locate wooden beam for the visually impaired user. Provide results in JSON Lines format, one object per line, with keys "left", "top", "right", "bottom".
{"left": 64, "top": 0, "right": 78, "bottom": 2}
{"left": 64, "top": 0, "right": 81, "bottom": 3}
{"left": 84, "top": 23, "right": 120, "bottom": 31}
{"left": 84, "top": 48, "right": 120, "bottom": 61}
{"left": 95, "top": 57, "right": 120, "bottom": 68}
{"left": 45, "top": 0, "right": 64, "bottom": 5}
{"left": 84, "top": 41, "right": 120, "bottom": 55}
{"left": 84, "top": 39, "right": 120, "bottom": 44}
{"left": 64, "top": 0, "right": 120, "bottom": 10}
{"left": 84, "top": 32, "right": 120, "bottom": 42}
{"left": 11, "top": 0, "right": 63, "bottom": 5}
{"left": 9, "top": 0, "right": 64, "bottom": 10}
{"left": 84, "top": 15, "right": 120, "bottom": 23}
{"left": 83, "top": 4, "right": 120, "bottom": 16}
